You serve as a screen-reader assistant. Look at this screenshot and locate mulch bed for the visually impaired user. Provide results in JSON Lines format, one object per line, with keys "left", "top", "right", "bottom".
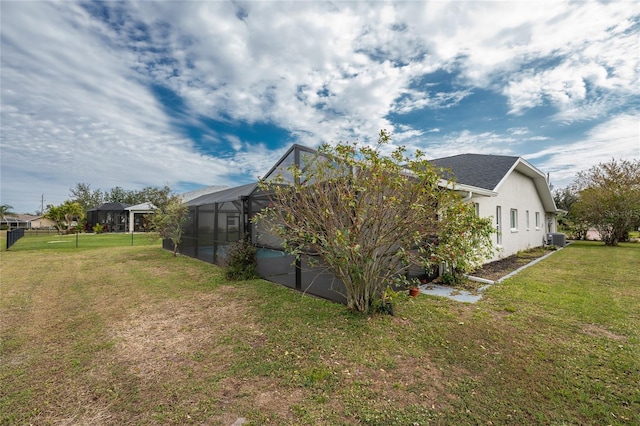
{"left": 469, "top": 248, "right": 553, "bottom": 282}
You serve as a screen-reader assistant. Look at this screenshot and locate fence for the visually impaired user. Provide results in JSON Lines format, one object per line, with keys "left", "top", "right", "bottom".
{"left": 6, "top": 228, "right": 25, "bottom": 250}
{"left": 23, "top": 228, "right": 58, "bottom": 237}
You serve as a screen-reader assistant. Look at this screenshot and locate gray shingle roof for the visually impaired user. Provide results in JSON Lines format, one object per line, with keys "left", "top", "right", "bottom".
{"left": 430, "top": 154, "right": 520, "bottom": 191}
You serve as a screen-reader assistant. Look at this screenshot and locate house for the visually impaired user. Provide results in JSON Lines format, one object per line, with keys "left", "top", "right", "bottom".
{"left": 124, "top": 185, "right": 229, "bottom": 233}
{"left": 0, "top": 214, "right": 56, "bottom": 230}
{"left": 165, "top": 145, "right": 560, "bottom": 304}
{"left": 86, "top": 202, "right": 132, "bottom": 232}
{"left": 1, "top": 214, "right": 31, "bottom": 230}
{"left": 430, "top": 154, "right": 559, "bottom": 260}
{"left": 27, "top": 216, "right": 56, "bottom": 229}
{"left": 125, "top": 202, "right": 155, "bottom": 233}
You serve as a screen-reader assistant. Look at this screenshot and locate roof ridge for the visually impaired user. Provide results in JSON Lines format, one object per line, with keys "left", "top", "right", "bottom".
{"left": 430, "top": 153, "right": 520, "bottom": 161}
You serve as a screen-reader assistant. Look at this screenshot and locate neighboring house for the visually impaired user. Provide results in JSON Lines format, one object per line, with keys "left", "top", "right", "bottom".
{"left": 125, "top": 202, "right": 155, "bottom": 233}
{"left": 124, "top": 186, "right": 229, "bottom": 233}
{"left": 1, "top": 214, "right": 30, "bottom": 229}
{"left": 27, "top": 216, "right": 56, "bottom": 229}
{"left": 86, "top": 202, "right": 132, "bottom": 232}
{"left": 1, "top": 214, "right": 56, "bottom": 229}
{"left": 430, "top": 154, "right": 559, "bottom": 261}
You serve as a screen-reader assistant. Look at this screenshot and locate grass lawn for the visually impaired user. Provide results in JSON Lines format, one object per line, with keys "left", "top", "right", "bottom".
{"left": 2, "top": 232, "right": 159, "bottom": 252}
{"left": 1, "top": 239, "right": 638, "bottom": 425}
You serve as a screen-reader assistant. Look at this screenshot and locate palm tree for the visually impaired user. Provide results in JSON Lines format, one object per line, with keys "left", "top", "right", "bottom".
{"left": 0, "top": 204, "right": 16, "bottom": 221}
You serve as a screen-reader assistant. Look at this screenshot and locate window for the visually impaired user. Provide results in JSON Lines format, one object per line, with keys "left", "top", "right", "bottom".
{"left": 510, "top": 208, "right": 518, "bottom": 231}
{"left": 496, "top": 206, "right": 502, "bottom": 245}
{"left": 474, "top": 202, "right": 480, "bottom": 216}
{"left": 535, "top": 212, "right": 541, "bottom": 230}
{"left": 526, "top": 210, "right": 530, "bottom": 230}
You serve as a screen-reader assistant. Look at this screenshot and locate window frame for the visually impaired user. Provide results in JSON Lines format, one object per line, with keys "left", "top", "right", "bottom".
{"left": 496, "top": 206, "right": 502, "bottom": 245}
{"left": 510, "top": 208, "right": 518, "bottom": 232}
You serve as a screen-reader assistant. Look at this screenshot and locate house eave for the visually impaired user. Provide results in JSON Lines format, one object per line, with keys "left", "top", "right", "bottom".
{"left": 495, "top": 158, "right": 558, "bottom": 213}
{"left": 437, "top": 179, "right": 498, "bottom": 197}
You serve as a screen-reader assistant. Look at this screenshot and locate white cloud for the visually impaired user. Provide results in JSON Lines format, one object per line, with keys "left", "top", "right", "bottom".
{"left": 1, "top": 0, "right": 638, "bottom": 212}
{"left": 508, "top": 127, "right": 530, "bottom": 136}
{"left": 414, "top": 130, "right": 519, "bottom": 160}
{"left": 526, "top": 113, "right": 640, "bottom": 187}
{"left": 224, "top": 134, "right": 244, "bottom": 152}
{"left": 0, "top": 2, "right": 243, "bottom": 211}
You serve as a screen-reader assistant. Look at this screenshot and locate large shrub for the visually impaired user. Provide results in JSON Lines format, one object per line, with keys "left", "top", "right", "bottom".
{"left": 225, "top": 238, "right": 258, "bottom": 281}
{"left": 254, "top": 130, "right": 494, "bottom": 313}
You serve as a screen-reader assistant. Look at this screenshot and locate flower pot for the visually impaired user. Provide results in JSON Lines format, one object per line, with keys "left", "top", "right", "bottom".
{"left": 409, "top": 287, "right": 420, "bottom": 297}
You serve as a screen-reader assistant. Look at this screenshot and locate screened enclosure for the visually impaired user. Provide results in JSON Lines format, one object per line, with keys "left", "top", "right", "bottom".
{"left": 165, "top": 145, "right": 350, "bottom": 304}
{"left": 175, "top": 183, "right": 257, "bottom": 264}
{"left": 86, "top": 202, "right": 131, "bottom": 232}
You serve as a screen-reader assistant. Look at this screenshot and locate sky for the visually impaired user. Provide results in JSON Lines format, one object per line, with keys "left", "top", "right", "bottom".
{"left": 1, "top": 1, "right": 639, "bottom": 214}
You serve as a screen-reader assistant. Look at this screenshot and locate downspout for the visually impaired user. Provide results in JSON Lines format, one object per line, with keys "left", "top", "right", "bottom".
{"left": 462, "top": 191, "right": 473, "bottom": 202}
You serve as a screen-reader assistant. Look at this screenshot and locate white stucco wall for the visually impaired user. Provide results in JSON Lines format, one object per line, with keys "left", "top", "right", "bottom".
{"left": 472, "top": 170, "right": 554, "bottom": 261}
{"left": 125, "top": 203, "right": 155, "bottom": 233}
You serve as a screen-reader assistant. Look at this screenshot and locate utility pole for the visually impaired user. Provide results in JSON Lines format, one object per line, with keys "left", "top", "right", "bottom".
{"left": 40, "top": 194, "right": 45, "bottom": 215}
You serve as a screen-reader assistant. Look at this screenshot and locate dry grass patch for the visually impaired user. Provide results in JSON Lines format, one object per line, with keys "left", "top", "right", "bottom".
{"left": 112, "top": 287, "right": 252, "bottom": 379}
{"left": 582, "top": 323, "right": 627, "bottom": 341}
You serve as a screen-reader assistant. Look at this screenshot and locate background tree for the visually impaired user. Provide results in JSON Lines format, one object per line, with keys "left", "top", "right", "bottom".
{"left": 0, "top": 204, "right": 16, "bottom": 221}
{"left": 150, "top": 194, "right": 188, "bottom": 256}
{"left": 45, "top": 201, "right": 85, "bottom": 234}
{"left": 572, "top": 158, "right": 640, "bottom": 246}
{"left": 70, "top": 183, "right": 104, "bottom": 213}
{"left": 553, "top": 185, "right": 589, "bottom": 240}
{"left": 71, "top": 183, "right": 173, "bottom": 209}
{"left": 255, "top": 130, "right": 494, "bottom": 314}
{"left": 104, "top": 186, "right": 135, "bottom": 204}
{"left": 141, "top": 185, "right": 172, "bottom": 208}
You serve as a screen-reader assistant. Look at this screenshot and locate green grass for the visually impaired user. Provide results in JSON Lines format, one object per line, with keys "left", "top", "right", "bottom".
{"left": 3, "top": 232, "right": 159, "bottom": 252}
{"left": 1, "top": 239, "right": 638, "bottom": 425}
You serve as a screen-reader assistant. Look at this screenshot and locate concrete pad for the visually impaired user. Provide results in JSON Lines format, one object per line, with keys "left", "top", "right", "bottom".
{"left": 419, "top": 284, "right": 482, "bottom": 303}
{"left": 419, "top": 246, "right": 563, "bottom": 303}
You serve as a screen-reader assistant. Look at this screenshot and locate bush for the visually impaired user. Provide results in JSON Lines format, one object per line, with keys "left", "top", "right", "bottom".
{"left": 225, "top": 238, "right": 258, "bottom": 281}
{"left": 442, "top": 272, "right": 455, "bottom": 285}
{"left": 92, "top": 223, "right": 104, "bottom": 234}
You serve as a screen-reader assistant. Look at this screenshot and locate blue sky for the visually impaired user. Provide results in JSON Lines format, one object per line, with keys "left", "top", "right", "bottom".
{"left": 1, "top": 1, "right": 639, "bottom": 213}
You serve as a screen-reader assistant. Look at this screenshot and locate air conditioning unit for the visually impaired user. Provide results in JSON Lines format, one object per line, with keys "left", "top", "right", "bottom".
{"left": 546, "top": 233, "right": 566, "bottom": 247}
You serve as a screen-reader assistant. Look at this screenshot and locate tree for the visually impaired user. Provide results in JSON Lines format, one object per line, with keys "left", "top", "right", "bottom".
{"left": 572, "top": 158, "right": 640, "bottom": 246}
{"left": 254, "top": 130, "right": 494, "bottom": 313}
{"left": 150, "top": 194, "right": 189, "bottom": 256}
{"left": 0, "top": 204, "right": 16, "bottom": 221}
{"left": 71, "top": 182, "right": 172, "bottom": 209}
{"left": 45, "top": 201, "right": 85, "bottom": 234}
{"left": 553, "top": 185, "right": 589, "bottom": 240}
{"left": 70, "top": 183, "right": 103, "bottom": 213}
{"left": 140, "top": 185, "right": 172, "bottom": 208}
{"left": 104, "top": 186, "right": 135, "bottom": 204}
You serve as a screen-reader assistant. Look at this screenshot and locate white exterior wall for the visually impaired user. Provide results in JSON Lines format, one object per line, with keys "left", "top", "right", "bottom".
{"left": 126, "top": 208, "right": 154, "bottom": 233}
{"left": 472, "top": 170, "right": 552, "bottom": 261}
